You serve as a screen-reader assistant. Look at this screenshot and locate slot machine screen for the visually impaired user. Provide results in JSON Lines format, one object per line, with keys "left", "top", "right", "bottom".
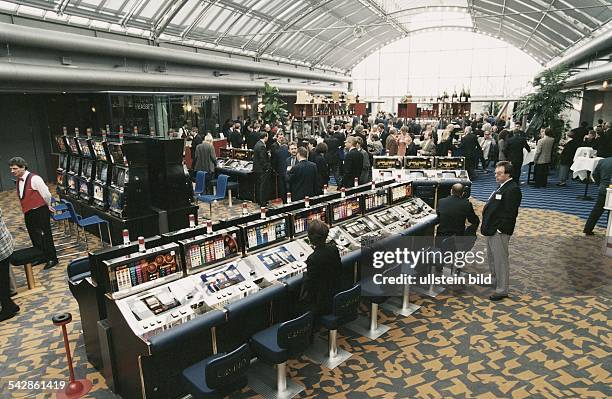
{"left": 389, "top": 182, "right": 413, "bottom": 204}
{"left": 69, "top": 139, "right": 79, "bottom": 156}
{"left": 56, "top": 173, "right": 64, "bottom": 186}
{"left": 184, "top": 232, "right": 240, "bottom": 271}
{"left": 293, "top": 206, "right": 327, "bottom": 236}
{"left": 69, "top": 157, "right": 79, "bottom": 173}
{"left": 56, "top": 136, "right": 67, "bottom": 153}
{"left": 79, "top": 180, "right": 89, "bottom": 195}
{"left": 442, "top": 171, "right": 457, "bottom": 179}
{"left": 83, "top": 160, "right": 93, "bottom": 178}
{"left": 93, "top": 141, "right": 107, "bottom": 162}
{"left": 234, "top": 149, "right": 253, "bottom": 161}
{"left": 199, "top": 264, "right": 245, "bottom": 294}
{"left": 330, "top": 196, "right": 362, "bottom": 224}
{"left": 108, "top": 189, "right": 123, "bottom": 210}
{"left": 93, "top": 184, "right": 104, "bottom": 202}
{"left": 68, "top": 175, "right": 78, "bottom": 191}
{"left": 108, "top": 143, "right": 127, "bottom": 166}
{"left": 97, "top": 163, "right": 108, "bottom": 181}
{"left": 78, "top": 139, "right": 91, "bottom": 157}
{"left": 219, "top": 148, "right": 232, "bottom": 158}
{"left": 113, "top": 167, "right": 126, "bottom": 187}
{"left": 110, "top": 249, "right": 180, "bottom": 294}
{"left": 244, "top": 217, "right": 289, "bottom": 252}
{"left": 58, "top": 154, "right": 68, "bottom": 170}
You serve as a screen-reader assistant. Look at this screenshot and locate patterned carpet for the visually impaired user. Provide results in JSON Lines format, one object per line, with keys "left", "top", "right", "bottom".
{"left": 469, "top": 164, "right": 608, "bottom": 228}
{"left": 0, "top": 181, "right": 610, "bottom": 399}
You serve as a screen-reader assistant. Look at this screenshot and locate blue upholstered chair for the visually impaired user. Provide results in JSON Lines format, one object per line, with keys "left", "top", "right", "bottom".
{"left": 197, "top": 174, "right": 229, "bottom": 217}
{"left": 182, "top": 343, "right": 251, "bottom": 399}
{"left": 249, "top": 311, "right": 313, "bottom": 398}
{"left": 194, "top": 171, "right": 207, "bottom": 200}
{"left": 63, "top": 200, "right": 113, "bottom": 249}
{"left": 305, "top": 284, "right": 361, "bottom": 370}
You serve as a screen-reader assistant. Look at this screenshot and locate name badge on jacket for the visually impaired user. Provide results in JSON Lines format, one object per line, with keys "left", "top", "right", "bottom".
{"left": 495, "top": 194, "right": 502, "bottom": 200}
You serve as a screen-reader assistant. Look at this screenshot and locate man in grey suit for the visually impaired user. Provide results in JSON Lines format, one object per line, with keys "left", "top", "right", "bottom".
{"left": 193, "top": 134, "right": 217, "bottom": 174}
{"left": 533, "top": 127, "right": 555, "bottom": 188}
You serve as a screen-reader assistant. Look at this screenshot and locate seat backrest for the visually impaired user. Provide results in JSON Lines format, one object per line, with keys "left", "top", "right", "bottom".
{"left": 333, "top": 285, "right": 361, "bottom": 325}
{"left": 194, "top": 171, "right": 206, "bottom": 194}
{"left": 216, "top": 174, "right": 229, "bottom": 199}
{"left": 277, "top": 311, "right": 313, "bottom": 355}
{"left": 205, "top": 343, "right": 251, "bottom": 390}
{"left": 67, "top": 257, "right": 90, "bottom": 280}
{"left": 63, "top": 200, "right": 80, "bottom": 223}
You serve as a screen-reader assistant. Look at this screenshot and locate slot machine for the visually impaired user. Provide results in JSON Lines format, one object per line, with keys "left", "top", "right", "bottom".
{"left": 404, "top": 156, "right": 437, "bottom": 207}
{"left": 55, "top": 133, "right": 70, "bottom": 195}
{"left": 240, "top": 214, "right": 310, "bottom": 284}
{"left": 326, "top": 195, "right": 363, "bottom": 255}
{"left": 92, "top": 139, "right": 111, "bottom": 210}
{"left": 66, "top": 132, "right": 82, "bottom": 198}
{"left": 76, "top": 137, "right": 96, "bottom": 204}
{"left": 372, "top": 156, "right": 404, "bottom": 182}
{"left": 106, "top": 140, "right": 151, "bottom": 219}
{"left": 433, "top": 156, "right": 471, "bottom": 201}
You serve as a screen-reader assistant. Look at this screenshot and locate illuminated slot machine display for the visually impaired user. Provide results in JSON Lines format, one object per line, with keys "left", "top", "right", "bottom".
{"left": 241, "top": 214, "right": 290, "bottom": 254}
{"left": 55, "top": 135, "right": 70, "bottom": 195}
{"left": 290, "top": 204, "right": 328, "bottom": 237}
{"left": 76, "top": 137, "right": 96, "bottom": 203}
{"left": 388, "top": 181, "right": 413, "bottom": 204}
{"left": 327, "top": 196, "right": 363, "bottom": 255}
{"left": 396, "top": 197, "right": 436, "bottom": 224}
{"left": 403, "top": 156, "right": 434, "bottom": 180}
{"left": 178, "top": 227, "right": 242, "bottom": 273}
{"left": 193, "top": 260, "right": 258, "bottom": 309}
{"left": 372, "top": 156, "right": 404, "bottom": 182}
{"left": 244, "top": 240, "right": 313, "bottom": 285}
{"left": 367, "top": 206, "right": 410, "bottom": 234}
{"left": 335, "top": 217, "right": 387, "bottom": 249}
{"left": 93, "top": 140, "right": 111, "bottom": 210}
{"left": 66, "top": 137, "right": 81, "bottom": 198}
{"left": 434, "top": 156, "right": 466, "bottom": 177}
{"left": 361, "top": 187, "right": 389, "bottom": 214}
{"left": 106, "top": 141, "right": 150, "bottom": 219}
{"left": 231, "top": 148, "right": 254, "bottom": 172}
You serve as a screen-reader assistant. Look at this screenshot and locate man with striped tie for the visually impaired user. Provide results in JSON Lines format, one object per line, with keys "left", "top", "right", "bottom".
{"left": 481, "top": 161, "right": 522, "bottom": 301}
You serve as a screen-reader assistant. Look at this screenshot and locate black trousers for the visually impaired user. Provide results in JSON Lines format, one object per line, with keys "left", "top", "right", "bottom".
{"left": 534, "top": 163, "right": 549, "bottom": 187}
{"left": 0, "top": 257, "right": 12, "bottom": 308}
{"left": 255, "top": 172, "right": 270, "bottom": 207}
{"left": 24, "top": 206, "right": 57, "bottom": 261}
{"left": 584, "top": 189, "right": 607, "bottom": 233}
{"left": 510, "top": 159, "right": 522, "bottom": 181}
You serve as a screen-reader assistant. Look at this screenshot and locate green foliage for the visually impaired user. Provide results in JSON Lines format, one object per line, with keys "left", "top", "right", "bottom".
{"left": 515, "top": 66, "right": 581, "bottom": 136}
{"left": 261, "top": 82, "right": 288, "bottom": 125}
{"left": 484, "top": 102, "right": 502, "bottom": 116}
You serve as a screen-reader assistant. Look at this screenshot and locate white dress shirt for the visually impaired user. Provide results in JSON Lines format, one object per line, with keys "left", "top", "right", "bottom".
{"left": 18, "top": 170, "right": 52, "bottom": 205}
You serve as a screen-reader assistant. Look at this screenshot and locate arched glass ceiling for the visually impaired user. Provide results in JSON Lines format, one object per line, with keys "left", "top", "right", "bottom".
{"left": 0, "top": 0, "right": 610, "bottom": 73}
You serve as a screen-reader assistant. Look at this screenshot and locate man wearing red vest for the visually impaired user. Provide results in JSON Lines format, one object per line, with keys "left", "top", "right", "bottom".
{"left": 9, "top": 157, "right": 58, "bottom": 270}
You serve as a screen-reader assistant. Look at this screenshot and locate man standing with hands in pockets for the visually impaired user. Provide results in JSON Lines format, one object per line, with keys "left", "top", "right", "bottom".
{"left": 481, "top": 161, "right": 522, "bottom": 301}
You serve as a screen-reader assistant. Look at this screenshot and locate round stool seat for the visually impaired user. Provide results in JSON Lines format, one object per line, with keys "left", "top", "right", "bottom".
{"left": 52, "top": 313, "right": 72, "bottom": 326}
{"left": 10, "top": 247, "right": 47, "bottom": 266}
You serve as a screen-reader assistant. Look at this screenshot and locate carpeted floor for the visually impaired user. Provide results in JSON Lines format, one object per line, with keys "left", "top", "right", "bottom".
{"left": 469, "top": 164, "right": 608, "bottom": 228}
{"left": 0, "top": 180, "right": 610, "bottom": 399}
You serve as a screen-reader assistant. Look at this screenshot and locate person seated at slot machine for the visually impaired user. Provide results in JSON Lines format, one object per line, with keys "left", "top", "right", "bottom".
{"left": 436, "top": 183, "right": 479, "bottom": 250}
{"left": 300, "top": 219, "right": 344, "bottom": 318}
{"left": 288, "top": 147, "right": 318, "bottom": 200}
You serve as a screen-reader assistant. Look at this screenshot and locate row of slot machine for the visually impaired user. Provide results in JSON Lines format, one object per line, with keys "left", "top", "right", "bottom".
{"left": 372, "top": 155, "right": 470, "bottom": 182}
{"left": 55, "top": 131, "right": 138, "bottom": 218}
{"left": 97, "top": 181, "right": 435, "bottom": 341}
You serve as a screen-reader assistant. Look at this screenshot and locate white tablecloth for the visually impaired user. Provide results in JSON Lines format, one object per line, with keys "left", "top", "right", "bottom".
{"left": 571, "top": 156, "right": 603, "bottom": 181}
{"left": 522, "top": 148, "right": 535, "bottom": 166}
{"left": 574, "top": 147, "right": 597, "bottom": 161}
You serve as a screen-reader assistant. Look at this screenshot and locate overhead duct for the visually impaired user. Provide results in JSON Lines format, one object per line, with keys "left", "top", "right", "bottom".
{"left": 538, "top": 28, "right": 612, "bottom": 78}
{"left": 563, "top": 62, "right": 612, "bottom": 88}
{"left": 0, "top": 22, "right": 351, "bottom": 84}
{"left": 0, "top": 62, "right": 342, "bottom": 93}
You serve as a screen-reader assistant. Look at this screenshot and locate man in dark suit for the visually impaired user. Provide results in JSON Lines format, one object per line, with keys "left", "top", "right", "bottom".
{"left": 571, "top": 121, "right": 589, "bottom": 143}
{"left": 481, "top": 161, "right": 522, "bottom": 301}
{"left": 503, "top": 132, "right": 530, "bottom": 182}
{"left": 288, "top": 147, "right": 318, "bottom": 200}
{"left": 253, "top": 132, "right": 271, "bottom": 206}
{"left": 341, "top": 136, "right": 363, "bottom": 188}
{"left": 459, "top": 127, "right": 481, "bottom": 178}
{"left": 437, "top": 183, "right": 480, "bottom": 237}
{"left": 246, "top": 123, "right": 259, "bottom": 149}
{"left": 584, "top": 157, "right": 612, "bottom": 235}
{"left": 308, "top": 140, "right": 329, "bottom": 194}
{"left": 229, "top": 121, "right": 243, "bottom": 148}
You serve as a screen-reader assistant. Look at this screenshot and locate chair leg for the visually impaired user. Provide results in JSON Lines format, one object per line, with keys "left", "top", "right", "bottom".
{"left": 228, "top": 189, "right": 233, "bottom": 207}
{"left": 209, "top": 203, "right": 213, "bottom": 218}
{"left": 370, "top": 302, "right": 379, "bottom": 332}
{"left": 97, "top": 224, "right": 103, "bottom": 248}
{"left": 106, "top": 223, "right": 113, "bottom": 246}
{"left": 329, "top": 329, "right": 338, "bottom": 358}
{"left": 276, "top": 362, "right": 287, "bottom": 394}
{"left": 25, "top": 263, "right": 36, "bottom": 290}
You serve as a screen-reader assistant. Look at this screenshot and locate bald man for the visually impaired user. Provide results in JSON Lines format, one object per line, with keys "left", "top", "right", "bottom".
{"left": 436, "top": 183, "right": 480, "bottom": 237}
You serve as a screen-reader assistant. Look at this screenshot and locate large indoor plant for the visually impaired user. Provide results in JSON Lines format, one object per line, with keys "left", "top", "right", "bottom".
{"left": 514, "top": 66, "right": 581, "bottom": 139}
{"left": 261, "top": 82, "right": 288, "bottom": 126}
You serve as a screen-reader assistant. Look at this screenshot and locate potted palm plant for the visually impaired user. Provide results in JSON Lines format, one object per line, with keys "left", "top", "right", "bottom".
{"left": 261, "top": 82, "right": 288, "bottom": 126}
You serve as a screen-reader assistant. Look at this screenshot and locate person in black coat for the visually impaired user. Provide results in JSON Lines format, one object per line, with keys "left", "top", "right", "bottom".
{"left": 459, "top": 127, "right": 481, "bottom": 178}
{"left": 288, "top": 147, "right": 318, "bottom": 200}
{"left": 229, "top": 123, "right": 243, "bottom": 148}
{"left": 246, "top": 124, "right": 260, "bottom": 149}
{"left": 437, "top": 183, "right": 480, "bottom": 237}
{"left": 253, "top": 132, "right": 271, "bottom": 206}
{"left": 301, "top": 219, "right": 344, "bottom": 317}
{"left": 557, "top": 131, "right": 580, "bottom": 186}
{"left": 323, "top": 133, "right": 340, "bottom": 185}
{"left": 503, "top": 132, "right": 531, "bottom": 182}
{"left": 274, "top": 136, "right": 290, "bottom": 203}
{"left": 341, "top": 136, "right": 363, "bottom": 188}
{"left": 308, "top": 140, "right": 329, "bottom": 194}
{"left": 190, "top": 129, "right": 203, "bottom": 164}
{"left": 481, "top": 161, "right": 522, "bottom": 301}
